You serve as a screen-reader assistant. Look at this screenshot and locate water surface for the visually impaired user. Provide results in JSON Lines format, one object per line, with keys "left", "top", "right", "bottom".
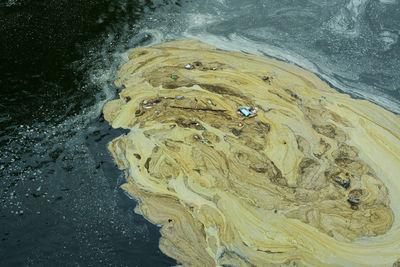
{"left": 1, "top": 0, "right": 399, "bottom": 265}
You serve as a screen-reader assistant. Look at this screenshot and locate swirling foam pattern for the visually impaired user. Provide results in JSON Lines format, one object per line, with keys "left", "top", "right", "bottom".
{"left": 103, "top": 40, "right": 400, "bottom": 266}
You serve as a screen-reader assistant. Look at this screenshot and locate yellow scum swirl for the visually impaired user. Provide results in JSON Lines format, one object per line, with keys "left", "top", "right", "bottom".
{"left": 103, "top": 40, "right": 400, "bottom": 266}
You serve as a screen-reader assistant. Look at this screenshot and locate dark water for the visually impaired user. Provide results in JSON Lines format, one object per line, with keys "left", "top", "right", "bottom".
{"left": 0, "top": 0, "right": 179, "bottom": 266}
{"left": 1, "top": 0, "right": 399, "bottom": 266}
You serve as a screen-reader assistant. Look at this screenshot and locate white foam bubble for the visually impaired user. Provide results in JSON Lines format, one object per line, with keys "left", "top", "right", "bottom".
{"left": 324, "top": 0, "right": 368, "bottom": 37}
{"left": 187, "top": 13, "right": 219, "bottom": 30}
{"left": 379, "top": 0, "right": 397, "bottom": 4}
{"left": 380, "top": 31, "right": 399, "bottom": 51}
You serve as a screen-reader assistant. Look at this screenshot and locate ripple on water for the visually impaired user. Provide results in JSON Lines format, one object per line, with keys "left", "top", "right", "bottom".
{"left": 379, "top": 0, "right": 397, "bottom": 4}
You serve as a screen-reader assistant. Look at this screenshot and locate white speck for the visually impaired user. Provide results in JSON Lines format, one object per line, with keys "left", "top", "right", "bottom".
{"left": 379, "top": 31, "right": 398, "bottom": 51}
{"left": 37, "top": 186, "right": 41, "bottom": 191}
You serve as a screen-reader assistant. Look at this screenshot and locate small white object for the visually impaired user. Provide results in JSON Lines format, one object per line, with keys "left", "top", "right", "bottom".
{"left": 238, "top": 107, "right": 251, "bottom": 117}
{"left": 176, "top": 96, "right": 184, "bottom": 100}
{"left": 142, "top": 100, "right": 148, "bottom": 105}
{"left": 155, "top": 110, "right": 160, "bottom": 114}
{"left": 207, "top": 100, "right": 213, "bottom": 104}
{"left": 185, "top": 63, "right": 192, "bottom": 69}
{"left": 145, "top": 106, "right": 153, "bottom": 109}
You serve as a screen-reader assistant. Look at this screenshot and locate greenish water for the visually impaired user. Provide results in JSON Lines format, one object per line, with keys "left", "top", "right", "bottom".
{"left": 0, "top": 1, "right": 178, "bottom": 265}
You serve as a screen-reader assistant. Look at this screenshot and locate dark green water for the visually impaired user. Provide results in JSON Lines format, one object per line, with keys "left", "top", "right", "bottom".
{"left": 0, "top": 0, "right": 179, "bottom": 265}
{"left": 1, "top": 0, "right": 399, "bottom": 266}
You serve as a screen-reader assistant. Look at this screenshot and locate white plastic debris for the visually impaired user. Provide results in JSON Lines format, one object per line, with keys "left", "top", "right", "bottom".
{"left": 237, "top": 106, "right": 258, "bottom": 117}
{"left": 237, "top": 107, "right": 251, "bottom": 117}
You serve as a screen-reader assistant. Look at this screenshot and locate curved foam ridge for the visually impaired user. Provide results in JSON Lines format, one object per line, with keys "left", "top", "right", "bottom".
{"left": 103, "top": 40, "right": 400, "bottom": 266}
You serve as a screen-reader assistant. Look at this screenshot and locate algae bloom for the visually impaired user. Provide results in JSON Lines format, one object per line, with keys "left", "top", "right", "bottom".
{"left": 103, "top": 40, "right": 400, "bottom": 266}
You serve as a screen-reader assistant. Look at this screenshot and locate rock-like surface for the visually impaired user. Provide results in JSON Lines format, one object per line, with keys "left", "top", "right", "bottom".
{"left": 103, "top": 40, "right": 400, "bottom": 266}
